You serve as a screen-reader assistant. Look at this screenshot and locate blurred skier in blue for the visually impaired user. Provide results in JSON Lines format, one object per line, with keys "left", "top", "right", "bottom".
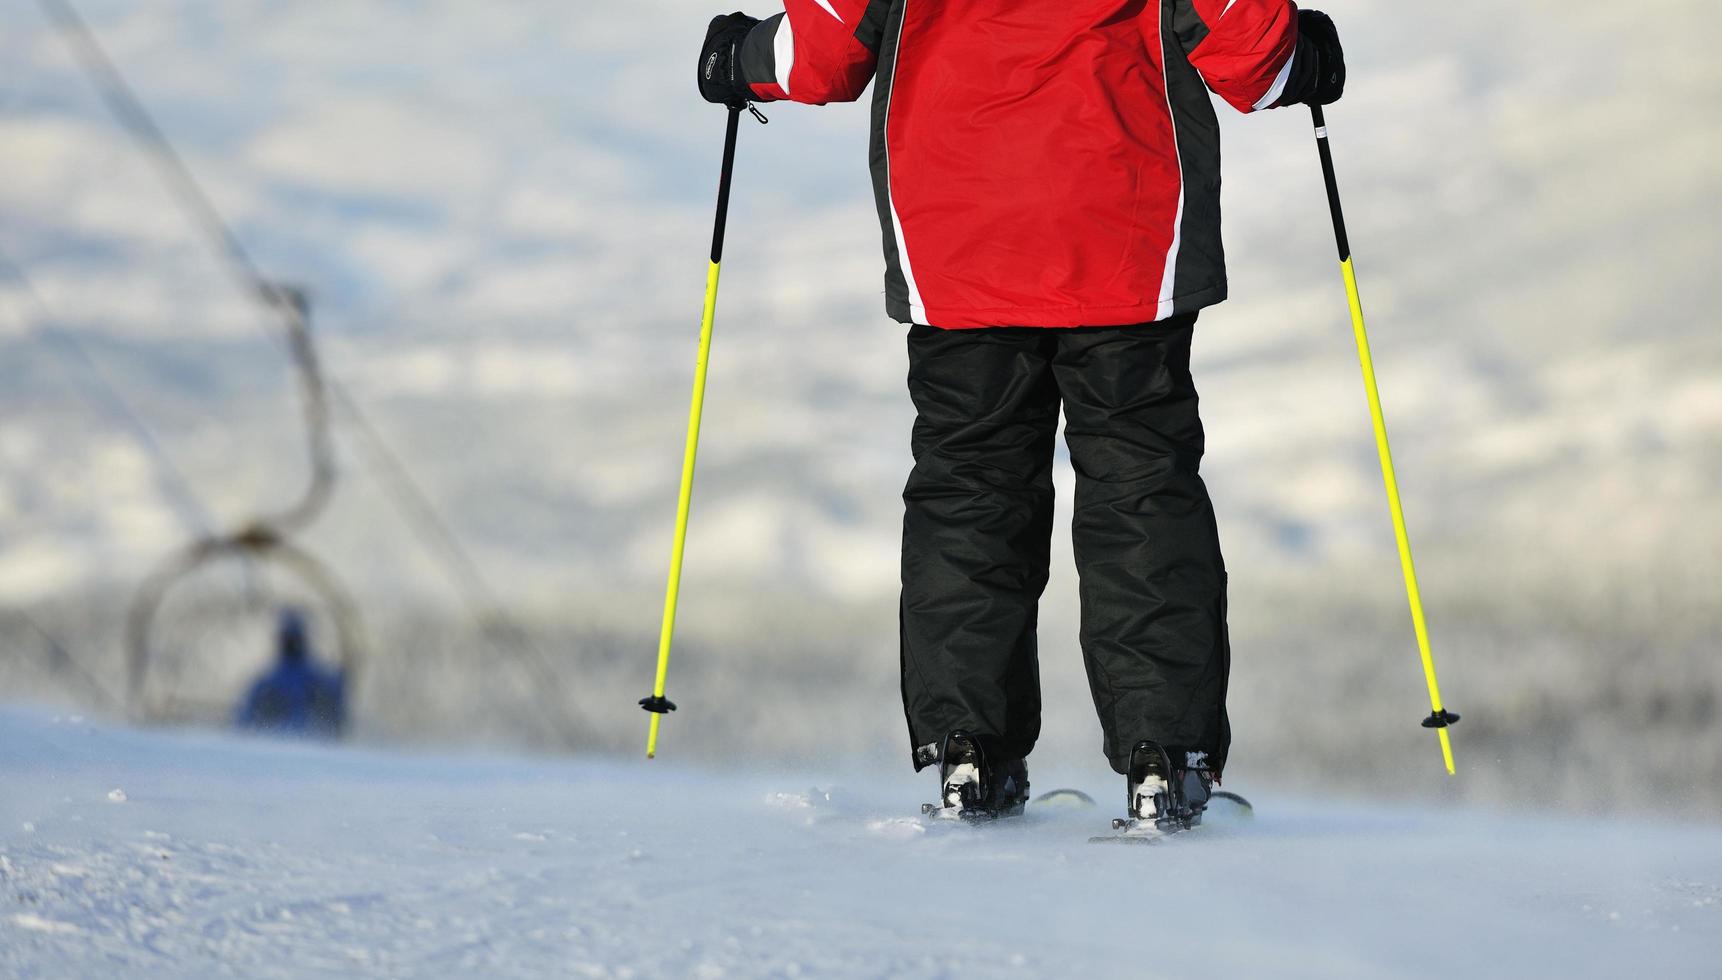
{"left": 235, "top": 608, "right": 346, "bottom": 738}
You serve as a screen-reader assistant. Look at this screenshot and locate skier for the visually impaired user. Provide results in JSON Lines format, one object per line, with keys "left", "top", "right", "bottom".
{"left": 236, "top": 607, "right": 346, "bottom": 738}
{"left": 696, "top": 1, "right": 1344, "bottom": 832}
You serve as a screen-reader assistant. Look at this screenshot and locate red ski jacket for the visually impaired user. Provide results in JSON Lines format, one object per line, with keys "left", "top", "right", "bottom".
{"left": 736, "top": 0, "right": 1303, "bottom": 328}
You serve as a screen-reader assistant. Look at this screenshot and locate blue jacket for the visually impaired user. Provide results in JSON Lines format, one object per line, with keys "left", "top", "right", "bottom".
{"left": 236, "top": 658, "right": 345, "bottom": 737}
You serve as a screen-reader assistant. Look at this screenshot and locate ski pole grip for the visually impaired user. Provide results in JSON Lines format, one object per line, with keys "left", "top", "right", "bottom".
{"left": 1310, "top": 105, "right": 1350, "bottom": 263}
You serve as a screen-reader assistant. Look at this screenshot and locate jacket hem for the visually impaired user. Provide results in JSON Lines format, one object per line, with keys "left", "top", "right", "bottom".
{"left": 887, "top": 280, "right": 1228, "bottom": 329}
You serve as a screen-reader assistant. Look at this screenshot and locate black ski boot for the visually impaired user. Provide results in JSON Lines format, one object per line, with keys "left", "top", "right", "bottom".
{"left": 919, "top": 730, "right": 1029, "bottom": 821}
{"left": 1110, "top": 740, "right": 1212, "bottom": 837}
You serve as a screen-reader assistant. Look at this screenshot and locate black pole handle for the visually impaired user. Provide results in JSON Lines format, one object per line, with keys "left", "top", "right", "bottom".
{"left": 709, "top": 104, "right": 743, "bottom": 264}
{"left": 1310, "top": 105, "right": 1351, "bottom": 263}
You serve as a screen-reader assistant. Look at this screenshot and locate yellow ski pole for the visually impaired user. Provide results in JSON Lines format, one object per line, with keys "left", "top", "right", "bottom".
{"left": 1310, "top": 105, "right": 1460, "bottom": 774}
{"left": 641, "top": 102, "right": 762, "bottom": 758}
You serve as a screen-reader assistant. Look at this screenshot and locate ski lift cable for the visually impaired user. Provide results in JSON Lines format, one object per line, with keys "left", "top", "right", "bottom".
{"left": 41, "top": 0, "right": 484, "bottom": 614}
{"left": 36, "top": 0, "right": 582, "bottom": 744}
{"left": 14, "top": 608, "right": 126, "bottom": 714}
{"left": 326, "top": 387, "right": 584, "bottom": 748}
{"left": 0, "top": 247, "right": 220, "bottom": 537}
{"left": 1, "top": 242, "right": 275, "bottom": 617}
{"left": 35, "top": 0, "right": 277, "bottom": 329}
{"left": 36, "top": 0, "right": 335, "bottom": 537}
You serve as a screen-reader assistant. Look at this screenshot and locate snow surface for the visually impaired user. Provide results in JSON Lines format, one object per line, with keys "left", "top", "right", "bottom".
{"left": 2, "top": 709, "right": 1720, "bottom": 978}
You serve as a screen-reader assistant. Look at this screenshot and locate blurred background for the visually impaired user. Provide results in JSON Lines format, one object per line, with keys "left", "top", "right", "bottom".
{"left": 2, "top": 0, "right": 1718, "bottom": 815}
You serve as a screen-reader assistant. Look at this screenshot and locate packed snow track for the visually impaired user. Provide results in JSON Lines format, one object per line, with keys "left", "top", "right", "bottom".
{"left": 2, "top": 709, "right": 1718, "bottom": 978}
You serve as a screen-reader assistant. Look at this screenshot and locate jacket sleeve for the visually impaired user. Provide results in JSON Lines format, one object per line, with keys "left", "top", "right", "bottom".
{"left": 737, "top": 0, "right": 889, "bottom": 105}
{"left": 1172, "top": 0, "right": 1301, "bottom": 114}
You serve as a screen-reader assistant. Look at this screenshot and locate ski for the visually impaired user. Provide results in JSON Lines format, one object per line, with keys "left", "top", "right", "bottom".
{"left": 1088, "top": 790, "right": 1253, "bottom": 844}
{"left": 918, "top": 786, "right": 1095, "bottom": 822}
{"left": 1031, "top": 788, "right": 1097, "bottom": 808}
{"left": 919, "top": 799, "right": 1025, "bottom": 822}
{"left": 1212, "top": 790, "right": 1254, "bottom": 813}
{"left": 1089, "top": 827, "right": 1173, "bottom": 845}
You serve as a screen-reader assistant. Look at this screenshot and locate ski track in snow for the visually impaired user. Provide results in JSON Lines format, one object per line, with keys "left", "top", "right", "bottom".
{"left": 2, "top": 709, "right": 1720, "bottom": 979}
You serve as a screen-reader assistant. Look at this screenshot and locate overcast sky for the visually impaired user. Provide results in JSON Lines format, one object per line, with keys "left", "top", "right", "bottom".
{"left": 2, "top": 0, "right": 1719, "bottom": 610}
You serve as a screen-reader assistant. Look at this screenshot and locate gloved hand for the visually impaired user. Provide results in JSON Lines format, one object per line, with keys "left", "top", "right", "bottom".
{"left": 1276, "top": 9, "right": 1346, "bottom": 107}
{"left": 697, "top": 12, "right": 760, "bottom": 106}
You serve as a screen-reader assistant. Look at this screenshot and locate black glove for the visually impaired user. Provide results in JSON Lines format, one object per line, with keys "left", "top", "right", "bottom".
{"left": 1276, "top": 9, "right": 1346, "bottom": 108}
{"left": 698, "top": 12, "right": 760, "bottom": 107}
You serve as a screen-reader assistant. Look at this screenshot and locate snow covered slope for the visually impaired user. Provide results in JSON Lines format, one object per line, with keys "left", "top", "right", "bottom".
{"left": 2, "top": 709, "right": 1718, "bottom": 978}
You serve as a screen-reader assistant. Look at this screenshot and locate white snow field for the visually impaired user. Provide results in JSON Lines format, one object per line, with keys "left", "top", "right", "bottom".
{"left": 2, "top": 709, "right": 1719, "bottom": 979}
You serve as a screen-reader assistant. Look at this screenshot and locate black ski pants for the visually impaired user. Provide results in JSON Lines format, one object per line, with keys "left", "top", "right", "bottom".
{"left": 900, "top": 314, "right": 1230, "bottom": 776}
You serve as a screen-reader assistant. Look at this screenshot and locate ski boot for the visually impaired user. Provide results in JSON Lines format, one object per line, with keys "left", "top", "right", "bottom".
{"left": 919, "top": 730, "right": 1029, "bottom": 821}
{"left": 1110, "top": 740, "right": 1212, "bottom": 838}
